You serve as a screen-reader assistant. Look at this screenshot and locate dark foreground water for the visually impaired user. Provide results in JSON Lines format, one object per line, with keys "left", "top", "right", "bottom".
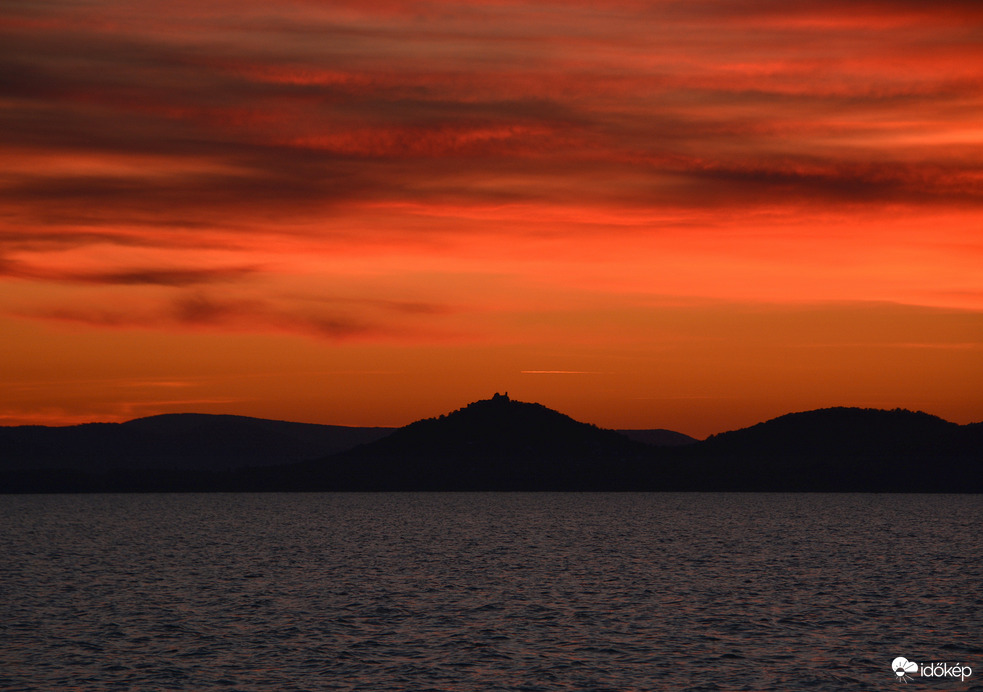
{"left": 1, "top": 493, "right": 981, "bottom": 691}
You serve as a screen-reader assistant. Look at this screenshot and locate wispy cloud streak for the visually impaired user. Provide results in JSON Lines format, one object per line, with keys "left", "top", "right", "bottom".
{"left": 3, "top": 0, "right": 980, "bottom": 233}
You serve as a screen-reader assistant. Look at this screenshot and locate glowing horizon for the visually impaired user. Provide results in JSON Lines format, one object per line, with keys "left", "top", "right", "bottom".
{"left": 2, "top": 0, "right": 981, "bottom": 438}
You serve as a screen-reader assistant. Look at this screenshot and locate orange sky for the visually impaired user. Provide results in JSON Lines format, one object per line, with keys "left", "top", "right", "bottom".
{"left": 1, "top": 0, "right": 981, "bottom": 437}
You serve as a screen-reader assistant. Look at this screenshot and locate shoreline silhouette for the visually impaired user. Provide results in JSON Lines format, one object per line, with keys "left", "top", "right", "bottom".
{"left": 1, "top": 395, "right": 980, "bottom": 493}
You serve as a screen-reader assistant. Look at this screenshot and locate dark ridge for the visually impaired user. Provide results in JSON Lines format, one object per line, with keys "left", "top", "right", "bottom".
{"left": 1, "top": 399, "right": 980, "bottom": 493}
{"left": 263, "top": 393, "right": 669, "bottom": 491}
{"left": 682, "top": 407, "right": 982, "bottom": 491}
{"left": 700, "top": 407, "right": 958, "bottom": 454}
{"left": 0, "top": 413, "right": 394, "bottom": 473}
{"left": 617, "top": 429, "right": 698, "bottom": 447}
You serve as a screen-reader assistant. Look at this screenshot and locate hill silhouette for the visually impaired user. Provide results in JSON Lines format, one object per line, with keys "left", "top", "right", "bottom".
{"left": 0, "top": 414, "right": 393, "bottom": 474}
{"left": 270, "top": 393, "right": 666, "bottom": 490}
{"left": 617, "top": 428, "right": 697, "bottom": 447}
{"left": 1, "top": 398, "right": 980, "bottom": 492}
{"left": 682, "top": 407, "right": 983, "bottom": 491}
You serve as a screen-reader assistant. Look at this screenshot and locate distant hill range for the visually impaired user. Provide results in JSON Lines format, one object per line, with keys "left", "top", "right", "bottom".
{"left": 0, "top": 413, "right": 395, "bottom": 472}
{"left": 1, "top": 394, "right": 980, "bottom": 492}
{"left": 617, "top": 428, "right": 697, "bottom": 447}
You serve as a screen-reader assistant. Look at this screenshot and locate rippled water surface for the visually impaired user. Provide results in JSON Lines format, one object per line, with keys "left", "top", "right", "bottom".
{"left": 2, "top": 493, "right": 981, "bottom": 691}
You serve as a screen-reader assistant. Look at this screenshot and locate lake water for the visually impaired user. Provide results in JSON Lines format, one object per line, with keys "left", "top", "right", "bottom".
{"left": 1, "top": 493, "right": 981, "bottom": 691}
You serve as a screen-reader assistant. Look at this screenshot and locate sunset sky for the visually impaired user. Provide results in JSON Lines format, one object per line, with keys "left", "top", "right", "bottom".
{"left": 2, "top": 0, "right": 981, "bottom": 437}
